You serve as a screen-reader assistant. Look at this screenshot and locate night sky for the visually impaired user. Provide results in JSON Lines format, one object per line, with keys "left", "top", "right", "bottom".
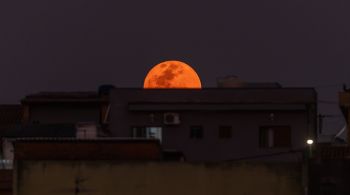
{"left": 1, "top": 0, "right": 349, "bottom": 133}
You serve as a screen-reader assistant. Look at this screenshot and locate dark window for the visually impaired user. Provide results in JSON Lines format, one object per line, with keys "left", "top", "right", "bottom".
{"left": 131, "top": 126, "right": 163, "bottom": 142}
{"left": 131, "top": 127, "right": 146, "bottom": 137}
{"left": 219, "top": 126, "right": 232, "bottom": 139}
{"left": 190, "top": 126, "right": 203, "bottom": 139}
{"left": 259, "top": 126, "right": 291, "bottom": 148}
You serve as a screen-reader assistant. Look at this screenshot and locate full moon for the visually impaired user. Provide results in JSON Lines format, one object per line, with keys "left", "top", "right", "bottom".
{"left": 143, "top": 61, "right": 202, "bottom": 89}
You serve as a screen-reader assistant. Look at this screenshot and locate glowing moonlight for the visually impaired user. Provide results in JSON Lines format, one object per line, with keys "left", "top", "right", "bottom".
{"left": 143, "top": 61, "right": 202, "bottom": 89}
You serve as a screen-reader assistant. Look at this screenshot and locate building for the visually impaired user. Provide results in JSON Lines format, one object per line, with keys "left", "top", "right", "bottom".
{"left": 13, "top": 138, "right": 304, "bottom": 195}
{"left": 109, "top": 87, "right": 317, "bottom": 162}
{"left": 21, "top": 91, "right": 109, "bottom": 126}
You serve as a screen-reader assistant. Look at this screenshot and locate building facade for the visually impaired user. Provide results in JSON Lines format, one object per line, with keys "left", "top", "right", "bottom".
{"left": 21, "top": 92, "right": 108, "bottom": 125}
{"left": 109, "top": 88, "right": 317, "bottom": 162}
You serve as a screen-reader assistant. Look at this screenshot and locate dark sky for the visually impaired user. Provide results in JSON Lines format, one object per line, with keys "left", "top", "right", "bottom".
{"left": 0, "top": 0, "right": 349, "bottom": 134}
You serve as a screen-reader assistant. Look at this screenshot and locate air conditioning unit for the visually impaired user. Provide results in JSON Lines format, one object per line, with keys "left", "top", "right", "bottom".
{"left": 163, "top": 113, "right": 180, "bottom": 125}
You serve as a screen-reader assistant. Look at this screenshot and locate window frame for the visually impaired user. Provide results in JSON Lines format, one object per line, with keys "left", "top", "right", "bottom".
{"left": 190, "top": 125, "right": 204, "bottom": 139}
{"left": 218, "top": 125, "right": 232, "bottom": 139}
{"left": 259, "top": 125, "right": 291, "bottom": 148}
{"left": 131, "top": 126, "right": 162, "bottom": 142}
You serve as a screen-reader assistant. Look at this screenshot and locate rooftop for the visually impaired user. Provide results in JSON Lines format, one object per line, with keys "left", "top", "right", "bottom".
{"left": 112, "top": 88, "right": 317, "bottom": 104}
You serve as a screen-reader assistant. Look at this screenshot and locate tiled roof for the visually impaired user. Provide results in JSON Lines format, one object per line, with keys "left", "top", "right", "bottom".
{"left": 0, "top": 105, "right": 22, "bottom": 125}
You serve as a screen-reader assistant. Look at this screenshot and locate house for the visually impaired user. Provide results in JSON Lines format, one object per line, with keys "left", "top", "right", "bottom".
{"left": 108, "top": 86, "right": 317, "bottom": 162}
{"left": 21, "top": 91, "right": 109, "bottom": 126}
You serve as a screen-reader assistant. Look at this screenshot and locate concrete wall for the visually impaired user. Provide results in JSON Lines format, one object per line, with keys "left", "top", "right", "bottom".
{"left": 15, "top": 161, "right": 304, "bottom": 195}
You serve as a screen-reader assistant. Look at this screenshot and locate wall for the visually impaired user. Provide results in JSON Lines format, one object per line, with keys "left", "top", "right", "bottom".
{"left": 28, "top": 104, "right": 100, "bottom": 124}
{"left": 110, "top": 89, "right": 316, "bottom": 162}
{"left": 128, "top": 111, "right": 308, "bottom": 162}
{"left": 15, "top": 161, "right": 304, "bottom": 195}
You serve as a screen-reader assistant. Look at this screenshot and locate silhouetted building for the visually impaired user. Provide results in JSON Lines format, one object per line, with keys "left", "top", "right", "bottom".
{"left": 21, "top": 92, "right": 109, "bottom": 125}
{"left": 109, "top": 87, "right": 317, "bottom": 162}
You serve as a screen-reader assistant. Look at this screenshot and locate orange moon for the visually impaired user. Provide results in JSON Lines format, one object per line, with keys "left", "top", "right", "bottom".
{"left": 143, "top": 61, "right": 202, "bottom": 89}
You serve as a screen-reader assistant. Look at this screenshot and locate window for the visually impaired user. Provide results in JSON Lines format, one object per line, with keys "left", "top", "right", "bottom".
{"left": 190, "top": 126, "right": 203, "bottom": 139}
{"left": 219, "top": 126, "right": 232, "bottom": 139}
{"left": 259, "top": 126, "right": 291, "bottom": 148}
{"left": 131, "top": 127, "right": 162, "bottom": 142}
